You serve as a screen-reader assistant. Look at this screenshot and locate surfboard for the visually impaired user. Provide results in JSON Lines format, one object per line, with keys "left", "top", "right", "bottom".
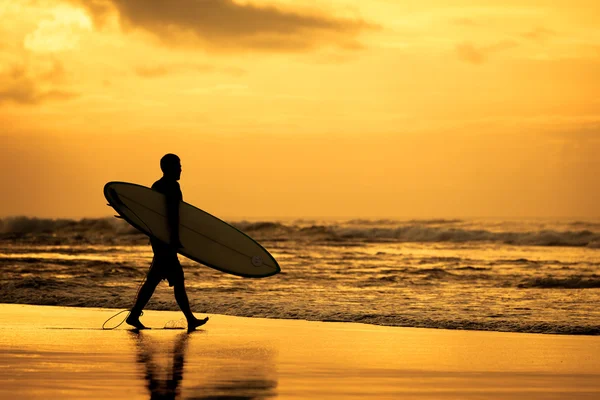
{"left": 103, "top": 181, "right": 280, "bottom": 278}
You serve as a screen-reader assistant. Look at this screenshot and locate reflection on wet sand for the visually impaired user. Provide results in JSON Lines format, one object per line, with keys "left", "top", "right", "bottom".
{"left": 130, "top": 331, "right": 277, "bottom": 399}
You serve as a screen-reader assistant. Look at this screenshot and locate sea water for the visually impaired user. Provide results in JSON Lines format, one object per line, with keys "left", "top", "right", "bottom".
{"left": 1, "top": 217, "right": 599, "bottom": 334}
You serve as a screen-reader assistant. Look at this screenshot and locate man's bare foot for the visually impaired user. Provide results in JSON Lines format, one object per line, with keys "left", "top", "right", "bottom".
{"left": 126, "top": 315, "right": 148, "bottom": 330}
{"left": 188, "top": 317, "right": 209, "bottom": 332}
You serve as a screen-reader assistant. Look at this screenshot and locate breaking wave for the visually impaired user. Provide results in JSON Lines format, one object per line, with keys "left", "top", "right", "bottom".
{"left": 2, "top": 217, "right": 600, "bottom": 248}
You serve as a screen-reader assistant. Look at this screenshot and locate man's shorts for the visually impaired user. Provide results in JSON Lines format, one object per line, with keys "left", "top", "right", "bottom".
{"left": 147, "top": 250, "right": 184, "bottom": 287}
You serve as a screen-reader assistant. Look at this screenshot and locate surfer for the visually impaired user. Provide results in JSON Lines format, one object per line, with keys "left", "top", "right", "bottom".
{"left": 126, "top": 153, "right": 209, "bottom": 332}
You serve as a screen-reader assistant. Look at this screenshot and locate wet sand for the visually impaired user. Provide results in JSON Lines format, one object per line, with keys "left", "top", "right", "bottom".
{"left": 1, "top": 303, "right": 599, "bottom": 399}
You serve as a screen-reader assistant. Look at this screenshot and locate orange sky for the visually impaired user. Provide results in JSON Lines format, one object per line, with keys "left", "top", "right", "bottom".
{"left": 1, "top": 0, "right": 599, "bottom": 218}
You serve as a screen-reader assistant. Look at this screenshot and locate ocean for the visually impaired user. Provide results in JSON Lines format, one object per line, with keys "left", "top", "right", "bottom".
{"left": 1, "top": 217, "right": 599, "bottom": 335}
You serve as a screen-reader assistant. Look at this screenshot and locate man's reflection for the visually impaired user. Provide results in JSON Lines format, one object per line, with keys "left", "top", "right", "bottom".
{"left": 130, "top": 331, "right": 277, "bottom": 399}
{"left": 131, "top": 331, "right": 188, "bottom": 400}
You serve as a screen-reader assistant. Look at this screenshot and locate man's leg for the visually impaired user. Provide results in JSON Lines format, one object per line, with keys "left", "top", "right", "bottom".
{"left": 127, "top": 270, "right": 161, "bottom": 329}
{"left": 173, "top": 282, "right": 208, "bottom": 331}
{"left": 173, "top": 282, "right": 193, "bottom": 321}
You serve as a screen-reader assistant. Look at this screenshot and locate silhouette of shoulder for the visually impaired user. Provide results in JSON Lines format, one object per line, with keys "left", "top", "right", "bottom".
{"left": 152, "top": 177, "right": 182, "bottom": 201}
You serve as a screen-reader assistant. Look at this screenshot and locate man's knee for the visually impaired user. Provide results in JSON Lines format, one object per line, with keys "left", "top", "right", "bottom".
{"left": 172, "top": 280, "right": 186, "bottom": 291}
{"left": 168, "top": 268, "right": 185, "bottom": 288}
{"left": 144, "top": 272, "right": 163, "bottom": 287}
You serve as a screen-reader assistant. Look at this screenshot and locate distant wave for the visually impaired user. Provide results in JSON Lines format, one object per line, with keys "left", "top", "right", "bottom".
{"left": 568, "top": 221, "right": 600, "bottom": 229}
{"left": 245, "top": 223, "right": 600, "bottom": 248}
{"left": 0, "top": 216, "right": 138, "bottom": 235}
{"left": 344, "top": 218, "right": 463, "bottom": 225}
{"left": 329, "top": 226, "right": 600, "bottom": 247}
{"left": 2, "top": 217, "right": 600, "bottom": 248}
{"left": 0, "top": 217, "right": 145, "bottom": 245}
{"left": 518, "top": 276, "right": 600, "bottom": 289}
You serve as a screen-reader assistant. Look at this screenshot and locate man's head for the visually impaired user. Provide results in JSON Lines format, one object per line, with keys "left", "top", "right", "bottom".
{"left": 160, "top": 153, "right": 182, "bottom": 180}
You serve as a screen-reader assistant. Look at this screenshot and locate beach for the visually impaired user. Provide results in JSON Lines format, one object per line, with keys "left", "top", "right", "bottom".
{"left": 1, "top": 304, "right": 599, "bottom": 399}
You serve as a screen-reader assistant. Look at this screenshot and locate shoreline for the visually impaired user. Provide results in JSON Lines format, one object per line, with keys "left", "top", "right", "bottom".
{"left": 1, "top": 300, "right": 599, "bottom": 336}
{"left": 2, "top": 303, "right": 600, "bottom": 399}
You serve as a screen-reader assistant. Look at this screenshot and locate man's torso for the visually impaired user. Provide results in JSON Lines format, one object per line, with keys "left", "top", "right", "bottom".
{"left": 150, "top": 177, "right": 182, "bottom": 256}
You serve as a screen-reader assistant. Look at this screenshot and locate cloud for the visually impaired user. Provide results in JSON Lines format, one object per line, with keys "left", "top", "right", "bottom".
{"left": 452, "top": 17, "right": 479, "bottom": 27}
{"left": 135, "top": 63, "right": 245, "bottom": 78}
{"left": 23, "top": 5, "right": 92, "bottom": 53}
{"left": 39, "top": 60, "right": 67, "bottom": 83}
{"left": 548, "top": 120, "right": 600, "bottom": 142}
{"left": 521, "top": 27, "right": 555, "bottom": 42}
{"left": 455, "top": 43, "right": 485, "bottom": 64}
{"left": 455, "top": 40, "right": 518, "bottom": 64}
{"left": 0, "top": 85, "right": 77, "bottom": 105}
{"left": 0, "top": 62, "right": 78, "bottom": 105}
{"left": 73, "top": 0, "right": 374, "bottom": 51}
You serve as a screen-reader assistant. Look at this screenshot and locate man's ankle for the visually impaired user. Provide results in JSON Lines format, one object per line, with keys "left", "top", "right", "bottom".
{"left": 187, "top": 316, "right": 209, "bottom": 332}
{"left": 126, "top": 314, "right": 147, "bottom": 329}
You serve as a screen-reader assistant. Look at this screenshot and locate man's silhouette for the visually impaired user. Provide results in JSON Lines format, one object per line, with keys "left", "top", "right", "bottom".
{"left": 126, "top": 153, "right": 208, "bottom": 331}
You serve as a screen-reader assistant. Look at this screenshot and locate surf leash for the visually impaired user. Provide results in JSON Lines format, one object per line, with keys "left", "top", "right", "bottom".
{"left": 101, "top": 239, "right": 148, "bottom": 330}
{"left": 102, "top": 310, "right": 133, "bottom": 330}
{"left": 101, "top": 274, "right": 147, "bottom": 330}
{"left": 102, "top": 273, "right": 147, "bottom": 330}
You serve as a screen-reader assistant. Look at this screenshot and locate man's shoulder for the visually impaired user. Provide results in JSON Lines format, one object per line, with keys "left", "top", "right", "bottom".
{"left": 151, "top": 178, "right": 164, "bottom": 191}
{"left": 151, "top": 177, "right": 180, "bottom": 195}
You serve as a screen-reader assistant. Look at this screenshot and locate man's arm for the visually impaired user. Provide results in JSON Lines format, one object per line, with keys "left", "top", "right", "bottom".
{"left": 165, "top": 186, "right": 182, "bottom": 248}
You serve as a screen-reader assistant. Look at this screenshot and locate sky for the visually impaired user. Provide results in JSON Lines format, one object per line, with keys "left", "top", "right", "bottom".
{"left": 1, "top": 0, "right": 599, "bottom": 219}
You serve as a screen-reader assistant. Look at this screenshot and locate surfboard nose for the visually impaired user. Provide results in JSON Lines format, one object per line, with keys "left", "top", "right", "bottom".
{"left": 104, "top": 182, "right": 123, "bottom": 206}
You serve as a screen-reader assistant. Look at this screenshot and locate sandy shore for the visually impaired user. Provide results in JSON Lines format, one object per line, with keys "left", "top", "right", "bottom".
{"left": 1, "top": 304, "right": 599, "bottom": 399}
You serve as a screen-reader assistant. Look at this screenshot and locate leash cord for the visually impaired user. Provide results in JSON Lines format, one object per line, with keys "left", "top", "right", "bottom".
{"left": 101, "top": 275, "right": 147, "bottom": 330}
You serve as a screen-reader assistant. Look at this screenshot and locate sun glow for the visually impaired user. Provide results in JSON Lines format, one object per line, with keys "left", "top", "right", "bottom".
{"left": 1, "top": 0, "right": 599, "bottom": 218}
{"left": 24, "top": 5, "right": 92, "bottom": 53}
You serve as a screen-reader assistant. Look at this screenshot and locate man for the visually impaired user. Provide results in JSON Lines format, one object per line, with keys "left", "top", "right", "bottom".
{"left": 126, "top": 153, "right": 208, "bottom": 331}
